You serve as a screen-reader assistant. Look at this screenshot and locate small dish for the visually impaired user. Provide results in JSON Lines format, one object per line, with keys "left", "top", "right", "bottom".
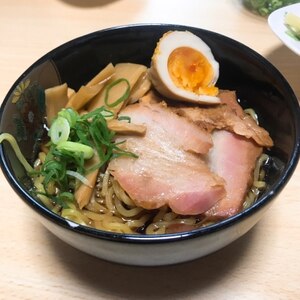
{"left": 268, "top": 3, "right": 300, "bottom": 55}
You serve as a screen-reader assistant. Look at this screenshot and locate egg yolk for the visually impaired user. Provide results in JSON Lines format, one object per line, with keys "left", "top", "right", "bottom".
{"left": 167, "top": 47, "right": 218, "bottom": 96}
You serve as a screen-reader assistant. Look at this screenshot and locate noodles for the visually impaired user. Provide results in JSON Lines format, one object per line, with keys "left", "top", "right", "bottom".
{"left": 114, "top": 198, "right": 144, "bottom": 218}
{"left": 243, "top": 153, "right": 269, "bottom": 210}
{"left": 31, "top": 154, "right": 269, "bottom": 234}
{"left": 0, "top": 133, "right": 34, "bottom": 173}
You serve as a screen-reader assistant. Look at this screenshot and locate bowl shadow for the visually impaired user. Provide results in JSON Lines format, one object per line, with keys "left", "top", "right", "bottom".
{"left": 58, "top": 0, "right": 119, "bottom": 8}
{"left": 45, "top": 226, "right": 259, "bottom": 299}
{"left": 265, "top": 45, "right": 300, "bottom": 101}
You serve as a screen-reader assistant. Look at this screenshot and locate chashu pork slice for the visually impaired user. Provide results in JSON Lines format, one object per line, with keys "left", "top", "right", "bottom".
{"left": 120, "top": 100, "right": 213, "bottom": 155}
{"left": 205, "top": 130, "right": 262, "bottom": 219}
{"left": 108, "top": 101, "right": 226, "bottom": 215}
{"left": 173, "top": 90, "right": 274, "bottom": 148}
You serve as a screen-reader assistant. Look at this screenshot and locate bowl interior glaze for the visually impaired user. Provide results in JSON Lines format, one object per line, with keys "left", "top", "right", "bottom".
{"left": 0, "top": 24, "right": 299, "bottom": 244}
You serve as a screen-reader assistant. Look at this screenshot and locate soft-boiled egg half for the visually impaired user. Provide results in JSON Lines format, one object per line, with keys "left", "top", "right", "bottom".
{"left": 149, "top": 31, "right": 220, "bottom": 104}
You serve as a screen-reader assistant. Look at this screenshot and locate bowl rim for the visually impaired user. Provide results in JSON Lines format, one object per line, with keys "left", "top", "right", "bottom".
{"left": 1, "top": 23, "right": 300, "bottom": 244}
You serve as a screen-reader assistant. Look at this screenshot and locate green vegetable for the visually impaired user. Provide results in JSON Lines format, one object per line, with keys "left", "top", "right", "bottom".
{"left": 118, "top": 116, "right": 131, "bottom": 122}
{"left": 244, "top": 0, "right": 299, "bottom": 16}
{"left": 285, "top": 12, "right": 300, "bottom": 40}
{"left": 56, "top": 141, "right": 94, "bottom": 160}
{"left": 104, "top": 78, "right": 130, "bottom": 107}
{"left": 39, "top": 106, "right": 137, "bottom": 199}
{"left": 58, "top": 108, "right": 79, "bottom": 127}
{"left": 49, "top": 116, "right": 70, "bottom": 144}
{"left": 53, "top": 192, "right": 74, "bottom": 208}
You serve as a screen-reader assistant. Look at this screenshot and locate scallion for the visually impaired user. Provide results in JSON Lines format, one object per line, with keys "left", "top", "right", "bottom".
{"left": 56, "top": 141, "right": 94, "bottom": 160}
{"left": 104, "top": 78, "right": 130, "bottom": 108}
{"left": 66, "top": 170, "right": 93, "bottom": 187}
{"left": 118, "top": 116, "right": 131, "bottom": 122}
{"left": 49, "top": 116, "right": 70, "bottom": 144}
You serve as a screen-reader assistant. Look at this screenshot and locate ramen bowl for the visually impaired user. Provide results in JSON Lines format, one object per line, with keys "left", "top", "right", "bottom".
{"left": 0, "top": 24, "right": 299, "bottom": 266}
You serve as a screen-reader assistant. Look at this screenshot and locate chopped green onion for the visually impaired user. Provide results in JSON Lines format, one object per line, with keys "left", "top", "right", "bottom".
{"left": 58, "top": 108, "right": 79, "bottom": 127}
{"left": 80, "top": 106, "right": 114, "bottom": 121}
{"left": 42, "top": 157, "right": 67, "bottom": 187}
{"left": 66, "top": 170, "right": 92, "bottom": 187}
{"left": 59, "top": 192, "right": 74, "bottom": 202}
{"left": 100, "top": 109, "right": 115, "bottom": 120}
{"left": 48, "top": 191, "right": 74, "bottom": 208}
{"left": 49, "top": 116, "right": 70, "bottom": 144}
{"left": 112, "top": 140, "right": 139, "bottom": 159}
{"left": 0, "top": 133, "right": 33, "bottom": 173}
{"left": 118, "top": 116, "right": 131, "bottom": 122}
{"left": 56, "top": 141, "right": 94, "bottom": 159}
{"left": 104, "top": 78, "right": 130, "bottom": 107}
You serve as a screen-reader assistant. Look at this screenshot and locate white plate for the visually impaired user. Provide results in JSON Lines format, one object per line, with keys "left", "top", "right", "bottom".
{"left": 268, "top": 3, "right": 300, "bottom": 55}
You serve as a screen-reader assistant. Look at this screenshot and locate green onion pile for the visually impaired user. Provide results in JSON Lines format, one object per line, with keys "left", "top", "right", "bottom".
{"left": 0, "top": 106, "right": 137, "bottom": 206}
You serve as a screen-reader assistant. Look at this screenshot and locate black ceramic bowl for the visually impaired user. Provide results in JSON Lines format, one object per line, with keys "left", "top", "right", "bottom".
{"left": 1, "top": 24, "right": 299, "bottom": 266}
